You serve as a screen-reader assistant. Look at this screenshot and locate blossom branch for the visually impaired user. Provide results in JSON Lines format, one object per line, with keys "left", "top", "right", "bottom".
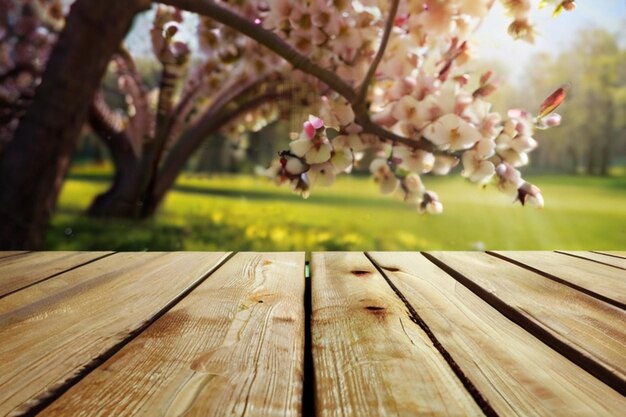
{"left": 158, "top": 0, "right": 356, "bottom": 102}
{"left": 355, "top": 0, "right": 400, "bottom": 107}
{"left": 89, "top": 90, "right": 126, "bottom": 135}
{"left": 356, "top": 116, "right": 434, "bottom": 152}
{"left": 159, "top": 0, "right": 435, "bottom": 152}
{"left": 114, "top": 47, "right": 153, "bottom": 144}
{"left": 88, "top": 91, "right": 131, "bottom": 156}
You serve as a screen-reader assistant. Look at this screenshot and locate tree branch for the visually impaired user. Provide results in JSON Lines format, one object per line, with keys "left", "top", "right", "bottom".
{"left": 154, "top": 74, "right": 279, "bottom": 198}
{"left": 89, "top": 90, "right": 126, "bottom": 137}
{"left": 355, "top": 0, "right": 400, "bottom": 106}
{"left": 153, "top": 82, "right": 295, "bottom": 200}
{"left": 158, "top": 0, "right": 356, "bottom": 102}
{"left": 114, "top": 47, "right": 153, "bottom": 147}
{"left": 356, "top": 115, "right": 434, "bottom": 152}
{"left": 159, "top": 0, "right": 435, "bottom": 152}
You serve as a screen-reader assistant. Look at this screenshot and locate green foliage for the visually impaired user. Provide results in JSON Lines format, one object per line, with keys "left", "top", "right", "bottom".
{"left": 47, "top": 168, "right": 626, "bottom": 251}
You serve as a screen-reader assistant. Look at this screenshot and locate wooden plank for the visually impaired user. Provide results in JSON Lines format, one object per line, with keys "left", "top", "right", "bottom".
{"left": 369, "top": 252, "right": 626, "bottom": 416}
{"left": 0, "top": 251, "right": 113, "bottom": 297}
{"left": 0, "top": 251, "right": 229, "bottom": 416}
{"left": 557, "top": 251, "right": 626, "bottom": 270}
{"left": 492, "top": 251, "right": 626, "bottom": 308}
{"left": 428, "top": 251, "right": 626, "bottom": 395}
{"left": 311, "top": 252, "right": 483, "bottom": 417}
{"left": 39, "top": 252, "right": 305, "bottom": 417}
{"left": 0, "top": 251, "right": 28, "bottom": 260}
{"left": 594, "top": 251, "right": 626, "bottom": 260}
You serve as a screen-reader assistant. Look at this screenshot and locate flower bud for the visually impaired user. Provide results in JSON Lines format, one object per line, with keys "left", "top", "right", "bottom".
{"left": 544, "top": 113, "right": 562, "bottom": 127}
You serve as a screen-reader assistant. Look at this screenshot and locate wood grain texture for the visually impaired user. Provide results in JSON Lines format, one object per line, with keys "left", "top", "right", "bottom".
{"left": 40, "top": 252, "right": 305, "bottom": 417}
{"left": 311, "top": 252, "right": 483, "bottom": 417}
{"left": 557, "top": 251, "right": 626, "bottom": 270}
{"left": 594, "top": 251, "right": 626, "bottom": 259}
{"left": 369, "top": 252, "right": 626, "bottom": 416}
{"left": 0, "top": 251, "right": 229, "bottom": 416}
{"left": 0, "top": 252, "right": 28, "bottom": 260}
{"left": 493, "top": 251, "right": 626, "bottom": 307}
{"left": 428, "top": 251, "right": 626, "bottom": 394}
{"left": 0, "top": 251, "right": 112, "bottom": 297}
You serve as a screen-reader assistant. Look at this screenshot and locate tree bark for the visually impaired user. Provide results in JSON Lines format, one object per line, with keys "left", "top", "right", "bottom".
{"left": 87, "top": 107, "right": 143, "bottom": 218}
{"left": 586, "top": 141, "right": 597, "bottom": 176}
{"left": 0, "top": 0, "right": 149, "bottom": 249}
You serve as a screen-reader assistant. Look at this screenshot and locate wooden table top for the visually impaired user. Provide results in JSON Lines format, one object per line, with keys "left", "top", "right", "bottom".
{"left": 0, "top": 251, "right": 624, "bottom": 416}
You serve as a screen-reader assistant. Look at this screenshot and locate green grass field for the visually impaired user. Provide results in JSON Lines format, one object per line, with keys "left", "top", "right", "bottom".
{"left": 47, "top": 166, "right": 626, "bottom": 251}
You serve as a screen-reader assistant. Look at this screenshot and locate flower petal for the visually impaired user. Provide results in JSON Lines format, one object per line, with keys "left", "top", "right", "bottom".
{"left": 308, "top": 114, "right": 324, "bottom": 129}
{"left": 379, "top": 175, "right": 398, "bottom": 194}
{"left": 304, "top": 142, "right": 332, "bottom": 164}
{"left": 290, "top": 138, "right": 313, "bottom": 157}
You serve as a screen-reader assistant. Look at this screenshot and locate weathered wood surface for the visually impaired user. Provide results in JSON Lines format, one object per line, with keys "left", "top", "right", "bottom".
{"left": 41, "top": 252, "right": 305, "bottom": 417}
{"left": 368, "top": 252, "right": 626, "bottom": 416}
{"left": 492, "top": 251, "right": 626, "bottom": 308}
{"left": 561, "top": 251, "right": 626, "bottom": 269}
{"left": 594, "top": 251, "right": 626, "bottom": 259}
{"left": 1, "top": 251, "right": 625, "bottom": 417}
{"left": 0, "top": 251, "right": 112, "bottom": 297}
{"left": 0, "top": 252, "right": 229, "bottom": 416}
{"left": 428, "top": 251, "right": 626, "bottom": 394}
{"left": 0, "top": 251, "right": 28, "bottom": 260}
{"left": 310, "top": 252, "right": 483, "bottom": 416}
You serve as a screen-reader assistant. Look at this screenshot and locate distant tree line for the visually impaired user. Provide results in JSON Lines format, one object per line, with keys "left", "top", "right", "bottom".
{"left": 510, "top": 28, "right": 626, "bottom": 175}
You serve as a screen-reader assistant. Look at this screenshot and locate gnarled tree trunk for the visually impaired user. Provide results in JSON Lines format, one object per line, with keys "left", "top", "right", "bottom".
{"left": 0, "top": 0, "right": 149, "bottom": 249}
{"left": 87, "top": 105, "right": 143, "bottom": 218}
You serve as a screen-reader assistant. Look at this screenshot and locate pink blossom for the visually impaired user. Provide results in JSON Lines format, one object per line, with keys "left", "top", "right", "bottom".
{"left": 303, "top": 121, "right": 316, "bottom": 139}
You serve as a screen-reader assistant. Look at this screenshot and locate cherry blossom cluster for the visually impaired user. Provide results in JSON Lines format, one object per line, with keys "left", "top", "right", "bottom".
{"left": 177, "top": 5, "right": 303, "bottom": 141}
{"left": 247, "top": 0, "right": 570, "bottom": 213}
{"left": 0, "top": 0, "right": 63, "bottom": 148}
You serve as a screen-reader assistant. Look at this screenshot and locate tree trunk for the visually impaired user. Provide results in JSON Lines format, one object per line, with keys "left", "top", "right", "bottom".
{"left": 0, "top": 0, "right": 149, "bottom": 249}
{"left": 87, "top": 129, "right": 142, "bottom": 218}
{"left": 586, "top": 140, "right": 597, "bottom": 176}
{"left": 567, "top": 146, "right": 578, "bottom": 174}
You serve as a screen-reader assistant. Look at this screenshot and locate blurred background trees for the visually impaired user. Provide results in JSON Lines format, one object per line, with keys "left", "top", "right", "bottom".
{"left": 511, "top": 28, "right": 626, "bottom": 175}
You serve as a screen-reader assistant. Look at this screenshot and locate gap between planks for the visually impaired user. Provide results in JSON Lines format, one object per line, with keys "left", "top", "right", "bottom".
{"left": 310, "top": 252, "right": 487, "bottom": 417}
{"left": 556, "top": 251, "right": 626, "bottom": 270}
{"left": 302, "top": 261, "right": 315, "bottom": 417}
{"left": 488, "top": 251, "right": 625, "bottom": 310}
{"left": 0, "top": 251, "right": 30, "bottom": 261}
{"left": 363, "top": 252, "right": 497, "bottom": 417}
{"left": 592, "top": 251, "right": 626, "bottom": 260}
{"left": 0, "top": 252, "right": 117, "bottom": 299}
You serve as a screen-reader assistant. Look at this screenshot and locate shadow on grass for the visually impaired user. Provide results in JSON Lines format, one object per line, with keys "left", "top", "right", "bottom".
{"left": 172, "top": 183, "right": 401, "bottom": 209}
{"left": 68, "top": 172, "right": 397, "bottom": 209}
{"left": 46, "top": 214, "right": 368, "bottom": 251}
